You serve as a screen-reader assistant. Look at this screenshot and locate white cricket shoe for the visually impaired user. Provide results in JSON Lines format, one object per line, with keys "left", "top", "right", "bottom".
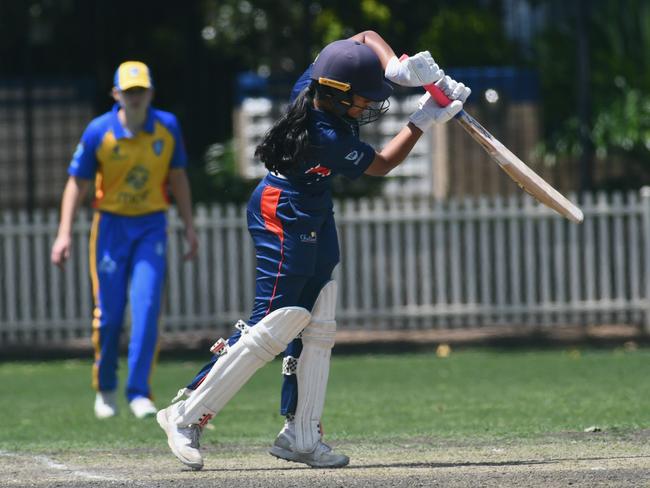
{"left": 269, "top": 420, "right": 349, "bottom": 468}
{"left": 129, "top": 397, "right": 157, "bottom": 418}
{"left": 94, "top": 391, "right": 118, "bottom": 419}
{"left": 156, "top": 403, "right": 204, "bottom": 470}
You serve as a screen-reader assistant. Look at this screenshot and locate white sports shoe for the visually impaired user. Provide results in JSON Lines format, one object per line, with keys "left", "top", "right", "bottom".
{"left": 269, "top": 419, "right": 349, "bottom": 468}
{"left": 94, "top": 391, "right": 118, "bottom": 419}
{"left": 129, "top": 397, "right": 157, "bottom": 418}
{"left": 156, "top": 403, "right": 204, "bottom": 470}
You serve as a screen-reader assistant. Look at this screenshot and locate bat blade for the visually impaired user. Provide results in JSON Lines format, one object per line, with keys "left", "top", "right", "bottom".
{"left": 398, "top": 53, "right": 583, "bottom": 222}
{"left": 454, "top": 111, "right": 584, "bottom": 223}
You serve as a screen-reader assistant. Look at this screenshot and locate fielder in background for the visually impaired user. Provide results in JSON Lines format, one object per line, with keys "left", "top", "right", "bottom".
{"left": 157, "top": 31, "right": 469, "bottom": 470}
{"left": 51, "top": 61, "right": 199, "bottom": 419}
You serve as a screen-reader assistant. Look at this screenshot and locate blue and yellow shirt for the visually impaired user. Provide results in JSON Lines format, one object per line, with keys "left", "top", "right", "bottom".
{"left": 68, "top": 104, "right": 187, "bottom": 216}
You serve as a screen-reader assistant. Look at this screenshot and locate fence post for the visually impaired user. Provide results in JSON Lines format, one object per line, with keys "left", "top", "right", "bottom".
{"left": 641, "top": 187, "right": 650, "bottom": 333}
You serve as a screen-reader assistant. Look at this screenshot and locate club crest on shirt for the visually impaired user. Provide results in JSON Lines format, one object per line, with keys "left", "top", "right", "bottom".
{"left": 305, "top": 164, "right": 331, "bottom": 177}
{"left": 152, "top": 139, "right": 164, "bottom": 156}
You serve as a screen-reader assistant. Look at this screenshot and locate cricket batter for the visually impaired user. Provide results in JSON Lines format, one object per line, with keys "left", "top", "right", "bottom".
{"left": 157, "top": 31, "right": 469, "bottom": 469}
{"left": 51, "top": 61, "right": 199, "bottom": 419}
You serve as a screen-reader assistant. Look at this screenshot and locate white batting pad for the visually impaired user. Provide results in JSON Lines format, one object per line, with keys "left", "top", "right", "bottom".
{"left": 174, "top": 307, "right": 311, "bottom": 427}
{"left": 295, "top": 280, "right": 338, "bottom": 453}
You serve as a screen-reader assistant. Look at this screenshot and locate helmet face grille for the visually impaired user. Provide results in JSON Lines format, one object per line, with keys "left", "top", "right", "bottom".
{"left": 356, "top": 99, "right": 390, "bottom": 126}
{"left": 315, "top": 83, "right": 390, "bottom": 124}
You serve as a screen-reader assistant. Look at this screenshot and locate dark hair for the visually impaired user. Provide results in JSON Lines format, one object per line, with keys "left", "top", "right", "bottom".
{"left": 255, "top": 83, "right": 314, "bottom": 174}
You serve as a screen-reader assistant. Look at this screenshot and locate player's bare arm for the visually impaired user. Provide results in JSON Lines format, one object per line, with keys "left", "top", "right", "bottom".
{"left": 364, "top": 123, "right": 422, "bottom": 176}
{"left": 168, "top": 168, "right": 198, "bottom": 260}
{"left": 51, "top": 176, "right": 90, "bottom": 268}
{"left": 352, "top": 31, "right": 444, "bottom": 87}
{"left": 349, "top": 30, "right": 396, "bottom": 67}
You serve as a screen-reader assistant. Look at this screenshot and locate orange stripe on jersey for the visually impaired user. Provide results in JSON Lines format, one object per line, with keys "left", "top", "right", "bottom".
{"left": 261, "top": 186, "right": 284, "bottom": 242}
{"left": 260, "top": 186, "right": 285, "bottom": 314}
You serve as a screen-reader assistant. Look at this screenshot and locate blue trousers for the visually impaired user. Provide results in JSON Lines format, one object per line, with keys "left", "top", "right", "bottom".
{"left": 90, "top": 211, "right": 167, "bottom": 401}
{"left": 188, "top": 174, "right": 339, "bottom": 416}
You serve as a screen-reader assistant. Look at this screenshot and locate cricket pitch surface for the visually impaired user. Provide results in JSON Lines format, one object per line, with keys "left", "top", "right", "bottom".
{"left": 2, "top": 430, "right": 649, "bottom": 487}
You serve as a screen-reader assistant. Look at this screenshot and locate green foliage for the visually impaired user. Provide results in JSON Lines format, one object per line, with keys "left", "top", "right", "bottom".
{"left": 533, "top": 0, "right": 650, "bottom": 189}
{"left": 360, "top": 0, "right": 391, "bottom": 23}
{"left": 200, "top": 0, "right": 310, "bottom": 71}
{"left": 418, "top": 6, "right": 520, "bottom": 66}
{"left": 591, "top": 82, "right": 650, "bottom": 159}
{"left": 189, "top": 141, "right": 258, "bottom": 204}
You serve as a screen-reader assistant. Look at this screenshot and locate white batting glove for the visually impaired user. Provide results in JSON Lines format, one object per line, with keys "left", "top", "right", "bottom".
{"left": 408, "top": 75, "right": 471, "bottom": 131}
{"left": 436, "top": 75, "right": 471, "bottom": 104}
{"left": 384, "top": 52, "right": 444, "bottom": 87}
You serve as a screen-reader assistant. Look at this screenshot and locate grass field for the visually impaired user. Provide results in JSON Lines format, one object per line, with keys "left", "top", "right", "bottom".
{"left": 1, "top": 347, "right": 649, "bottom": 449}
{"left": 1, "top": 346, "right": 649, "bottom": 486}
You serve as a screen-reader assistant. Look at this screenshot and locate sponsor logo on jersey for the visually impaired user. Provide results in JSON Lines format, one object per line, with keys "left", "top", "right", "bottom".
{"left": 73, "top": 143, "right": 84, "bottom": 159}
{"left": 98, "top": 254, "right": 117, "bottom": 274}
{"left": 155, "top": 241, "right": 165, "bottom": 256}
{"left": 152, "top": 139, "right": 164, "bottom": 156}
{"left": 70, "top": 143, "right": 84, "bottom": 169}
{"left": 305, "top": 164, "right": 332, "bottom": 177}
{"left": 344, "top": 150, "right": 364, "bottom": 165}
{"left": 300, "top": 231, "right": 317, "bottom": 243}
{"left": 117, "top": 189, "right": 150, "bottom": 205}
{"left": 111, "top": 144, "right": 128, "bottom": 161}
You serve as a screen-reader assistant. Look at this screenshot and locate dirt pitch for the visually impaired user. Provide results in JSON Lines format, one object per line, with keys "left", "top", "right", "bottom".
{"left": 2, "top": 431, "right": 649, "bottom": 488}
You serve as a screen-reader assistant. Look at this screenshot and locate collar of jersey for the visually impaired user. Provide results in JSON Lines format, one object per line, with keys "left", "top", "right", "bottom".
{"left": 111, "top": 103, "right": 155, "bottom": 139}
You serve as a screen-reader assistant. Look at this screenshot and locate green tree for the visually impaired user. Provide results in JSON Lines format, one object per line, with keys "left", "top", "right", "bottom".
{"left": 535, "top": 0, "right": 650, "bottom": 190}
{"left": 418, "top": 6, "right": 520, "bottom": 66}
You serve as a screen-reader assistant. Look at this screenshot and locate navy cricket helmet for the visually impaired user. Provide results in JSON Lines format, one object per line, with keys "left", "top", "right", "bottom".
{"left": 311, "top": 39, "right": 392, "bottom": 123}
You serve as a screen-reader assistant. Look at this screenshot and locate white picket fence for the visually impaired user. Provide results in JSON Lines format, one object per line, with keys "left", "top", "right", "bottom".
{"left": 1, "top": 189, "right": 650, "bottom": 347}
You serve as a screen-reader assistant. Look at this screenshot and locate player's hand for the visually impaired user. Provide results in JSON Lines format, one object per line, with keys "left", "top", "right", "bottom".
{"left": 183, "top": 226, "right": 199, "bottom": 260}
{"left": 385, "top": 52, "right": 444, "bottom": 87}
{"left": 435, "top": 74, "right": 471, "bottom": 105}
{"left": 51, "top": 234, "right": 72, "bottom": 268}
{"left": 408, "top": 75, "right": 471, "bottom": 130}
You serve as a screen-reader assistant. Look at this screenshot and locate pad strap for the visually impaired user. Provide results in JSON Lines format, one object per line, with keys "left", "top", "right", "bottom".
{"left": 173, "top": 307, "right": 311, "bottom": 427}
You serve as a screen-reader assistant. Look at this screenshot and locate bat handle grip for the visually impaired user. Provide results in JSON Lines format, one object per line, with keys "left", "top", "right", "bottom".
{"left": 424, "top": 83, "right": 452, "bottom": 108}
{"left": 398, "top": 54, "right": 453, "bottom": 107}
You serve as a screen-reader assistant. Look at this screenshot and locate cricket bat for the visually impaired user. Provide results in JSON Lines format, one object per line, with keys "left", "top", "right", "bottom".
{"left": 402, "top": 55, "right": 584, "bottom": 223}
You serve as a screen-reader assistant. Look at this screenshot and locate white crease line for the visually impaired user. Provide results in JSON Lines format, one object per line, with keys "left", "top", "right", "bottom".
{"left": 0, "top": 450, "right": 120, "bottom": 481}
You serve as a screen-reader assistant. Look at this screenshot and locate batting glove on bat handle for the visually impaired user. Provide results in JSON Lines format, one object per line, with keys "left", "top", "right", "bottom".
{"left": 399, "top": 54, "right": 472, "bottom": 107}
{"left": 426, "top": 76, "right": 470, "bottom": 107}
{"left": 424, "top": 83, "right": 453, "bottom": 108}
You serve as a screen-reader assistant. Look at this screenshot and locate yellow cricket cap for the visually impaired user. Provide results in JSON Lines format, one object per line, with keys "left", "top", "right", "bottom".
{"left": 114, "top": 61, "right": 153, "bottom": 91}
